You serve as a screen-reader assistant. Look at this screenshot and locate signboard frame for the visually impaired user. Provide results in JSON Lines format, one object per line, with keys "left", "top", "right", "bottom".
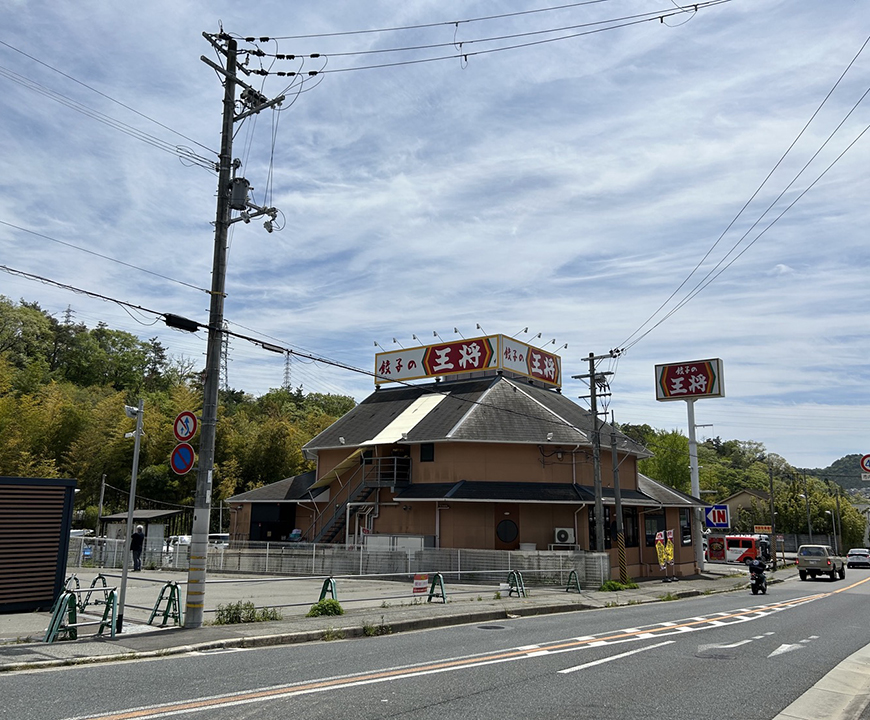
{"left": 654, "top": 358, "right": 724, "bottom": 402}
{"left": 704, "top": 504, "right": 730, "bottom": 529}
{"left": 374, "top": 334, "right": 562, "bottom": 388}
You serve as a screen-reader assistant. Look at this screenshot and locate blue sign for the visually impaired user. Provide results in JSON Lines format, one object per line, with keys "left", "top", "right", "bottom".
{"left": 170, "top": 442, "right": 196, "bottom": 475}
{"left": 704, "top": 505, "right": 730, "bottom": 528}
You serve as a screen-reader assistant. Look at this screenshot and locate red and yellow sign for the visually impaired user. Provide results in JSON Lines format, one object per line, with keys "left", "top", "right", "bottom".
{"left": 375, "top": 334, "right": 562, "bottom": 388}
{"left": 655, "top": 358, "right": 724, "bottom": 401}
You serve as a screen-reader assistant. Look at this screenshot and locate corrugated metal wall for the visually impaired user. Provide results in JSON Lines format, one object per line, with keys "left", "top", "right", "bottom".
{"left": 0, "top": 477, "right": 76, "bottom": 613}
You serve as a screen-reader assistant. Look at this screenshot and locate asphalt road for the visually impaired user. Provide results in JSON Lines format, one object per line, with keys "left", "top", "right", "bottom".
{"left": 4, "top": 573, "right": 870, "bottom": 720}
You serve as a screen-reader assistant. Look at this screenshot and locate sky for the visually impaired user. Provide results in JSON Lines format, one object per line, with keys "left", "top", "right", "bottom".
{"left": 1, "top": 0, "right": 868, "bottom": 470}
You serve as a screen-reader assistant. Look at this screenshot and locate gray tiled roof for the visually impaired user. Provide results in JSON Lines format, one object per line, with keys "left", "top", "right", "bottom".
{"left": 227, "top": 470, "right": 319, "bottom": 503}
{"left": 303, "top": 375, "right": 650, "bottom": 458}
{"left": 394, "top": 480, "right": 663, "bottom": 506}
{"left": 636, "top": 473, "right": 706, "bottom": 507}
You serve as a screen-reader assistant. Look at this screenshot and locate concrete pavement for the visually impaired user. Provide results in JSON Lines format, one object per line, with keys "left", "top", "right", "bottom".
{"left": 2, "top": 562, "right": 868, "bottom": 719}
{"left": 0, "top": 562, "right": 789, "bottom": 669}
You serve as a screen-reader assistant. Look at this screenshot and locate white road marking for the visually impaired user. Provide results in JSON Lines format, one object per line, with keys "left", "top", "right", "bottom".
{"left": 559, "top": 641, "right": 675, "bottom": 674}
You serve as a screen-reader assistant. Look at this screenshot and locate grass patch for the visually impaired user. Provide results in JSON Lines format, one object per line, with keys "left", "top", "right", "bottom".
{"left": 599, "top": 580, "right": 639, "bottom": 592}
{"left": 658, "top": 592, "right": 679, "bottom": 601}
{"left": 322, "top": 627, "right": 345, "bottom": 641}
{"left": 213, "top": 601, "right": 282, "bottom": 625}
{"left": 306, "top": 598, "right": 344, "bottom": 617}
{"left": 363, "top": 616, "right": 393, "bottom": 637}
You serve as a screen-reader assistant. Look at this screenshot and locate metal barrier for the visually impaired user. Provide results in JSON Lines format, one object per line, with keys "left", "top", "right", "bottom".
{"left": 566, "top": 569, "right": 582, "bottom": 593}
{"left": 148, "top": 581, "right": 183, "bottom": 627}
{"left": 44, "top": 586, "right": 117, "bottom": 643}
{"left": 506, "top": 570, "right": 527, "bottom": 597}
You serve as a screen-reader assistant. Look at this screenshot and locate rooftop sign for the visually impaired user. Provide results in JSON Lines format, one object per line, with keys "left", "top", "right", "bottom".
{"left": 655, "top": 358, "right": 724, "bottom": 401}
{"left": 375, "top": 334, "right": 562, "bottom": 388}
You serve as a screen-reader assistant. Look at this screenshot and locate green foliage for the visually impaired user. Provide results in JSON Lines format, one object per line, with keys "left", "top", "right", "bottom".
{"left": 0, "top": 297, "right": 356, "bottom": 516}
{"left": 363, "top": 616, "right": 393, "bottom": 636}
{"left": 213, "top": 601, "right": 282, "bottom": 624}
{"left": 321, "top": 627, "right": 345, "bottom": 641}
{"left": 306, "top": 598, "right": 344, "bottom": 617}
{"left": 638, "top": 429, "right": 691, "bottom": 493}
{"left": 599, "top": 580, "right": 639, "bottom": 592}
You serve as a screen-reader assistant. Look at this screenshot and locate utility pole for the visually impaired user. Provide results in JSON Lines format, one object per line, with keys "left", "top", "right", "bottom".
{"left": 767, "top": 461, "right": 777, "bottom": 571}
{"left": 573, "top": 352, "right": 615, "bottom": 553}
{"left": 185, "top": 33, "right": 283, "bottom": 629}
{"left": 610, "top": 414, "right": 628, "bottom": 583}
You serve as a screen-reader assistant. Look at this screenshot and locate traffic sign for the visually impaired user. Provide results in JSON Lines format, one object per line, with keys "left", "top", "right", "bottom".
{"left": 704, "top": 505, "right": 730, "bottom": 529}
{"left": 173, "top": 411, "right": 198, "bottom": 442}
{"left": 860, "top": 455, "right": 870, "bottom": 473}
{"left": 170, "top": 442, "right": 196, "bottom": 475}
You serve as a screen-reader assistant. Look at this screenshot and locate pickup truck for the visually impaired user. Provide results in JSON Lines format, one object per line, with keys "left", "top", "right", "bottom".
{"left": 796, "top": 544, "right": 846, "bottom": 581}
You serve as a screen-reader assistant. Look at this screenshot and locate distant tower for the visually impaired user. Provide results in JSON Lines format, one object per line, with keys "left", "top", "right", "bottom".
{"left": 62, "top": 305, "right": 75, "bottom": 325}
{"left": 282, "top": 351, "right": 292, "bottom": 390}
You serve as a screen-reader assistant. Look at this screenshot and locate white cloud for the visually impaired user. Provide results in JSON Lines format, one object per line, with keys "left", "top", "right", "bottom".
{"left": 1, "top": 0, "right": 868, "bottom": 468}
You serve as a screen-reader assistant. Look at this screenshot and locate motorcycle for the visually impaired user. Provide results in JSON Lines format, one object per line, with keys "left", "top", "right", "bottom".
{"left": 749, "top": 563, "right": 767, "bottom": 595}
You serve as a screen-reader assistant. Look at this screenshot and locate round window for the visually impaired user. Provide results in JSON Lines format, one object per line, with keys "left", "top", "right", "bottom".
{"left": 496, "top": 519, "right": 519, "bottom": 544}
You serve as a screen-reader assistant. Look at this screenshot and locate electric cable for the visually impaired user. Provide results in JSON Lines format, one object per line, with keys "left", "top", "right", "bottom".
{"left": 0, "top": 219, "right": 211, "bottom": 294}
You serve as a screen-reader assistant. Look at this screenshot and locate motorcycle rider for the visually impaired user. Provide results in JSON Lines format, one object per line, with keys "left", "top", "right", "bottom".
{"left": 749, "top": 557, "right": 766, "bottom": 575}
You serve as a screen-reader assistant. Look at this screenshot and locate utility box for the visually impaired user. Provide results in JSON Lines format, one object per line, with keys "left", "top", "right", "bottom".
{"left": 0, "top": 476, "right": 77, "bottom": 612}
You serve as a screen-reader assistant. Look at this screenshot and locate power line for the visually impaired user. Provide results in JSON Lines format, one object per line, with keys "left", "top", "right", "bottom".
{"left": 0, "top": 63, "right": 216, "bottom": 170}
{"left": 240, "top": 2, "right": 730, "bottom": 76}
{"left": 266, "top": 1, "right": 619, "bottom": 40}
{"left": 0, "top": 219, "right": 210, "bottom": 294}
{"left": 617, "top": 33, "right": 870, "bottom": 352}
{"left": 0, "top": 38, "right": 217, "bottom": 156}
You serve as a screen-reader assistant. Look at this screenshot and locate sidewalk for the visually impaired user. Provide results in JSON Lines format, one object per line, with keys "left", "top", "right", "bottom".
{"left": 0, "top": 563, "right": 792, "bottom": 672}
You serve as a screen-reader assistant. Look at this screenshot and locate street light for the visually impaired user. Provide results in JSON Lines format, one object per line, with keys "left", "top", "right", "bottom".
{"left": 825, "top": 510, "right": 839, "bottom": 555}
{"left": 798, "top": 493, "right": 813, "bottom": 543}
{"left": 117, "top": 399, "right": 144, "bottom": 633}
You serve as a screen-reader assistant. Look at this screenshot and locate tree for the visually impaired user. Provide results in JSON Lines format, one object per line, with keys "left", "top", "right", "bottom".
{"left": 638, "top": 429, "right": 691, "bottom": 493}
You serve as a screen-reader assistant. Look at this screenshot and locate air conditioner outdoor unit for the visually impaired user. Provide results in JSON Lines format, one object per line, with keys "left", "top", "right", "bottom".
{"left": 554, "top": 527, "right": 575, "bottom": 544}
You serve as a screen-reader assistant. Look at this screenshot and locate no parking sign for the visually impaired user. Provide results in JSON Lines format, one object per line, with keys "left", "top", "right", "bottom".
{"left": 171, "top": 442, "right": 196, "bottom": 475}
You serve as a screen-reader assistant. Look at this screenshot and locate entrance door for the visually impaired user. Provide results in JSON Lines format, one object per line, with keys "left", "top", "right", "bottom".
{"left": 494, "top": 503, "right": 520, "bottom": 550}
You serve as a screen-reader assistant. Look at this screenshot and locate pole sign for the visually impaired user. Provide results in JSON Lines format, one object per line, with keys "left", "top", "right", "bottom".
{"left": 704, "top": 505, "right": 730, "bottom": 529}
{"left": 170, "top": 442, "right": 196, "bottom": 475}
{"left": 860, "top": 455, "right": 870, "bottom": 473}
{"left": 173, "top": 411, "right": 199, "bottom": 442}
{"left": 654, "top": 358, "right": 724, "bottom": 401}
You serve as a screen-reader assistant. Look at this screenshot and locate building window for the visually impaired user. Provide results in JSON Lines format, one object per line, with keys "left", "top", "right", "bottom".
{"left": 496, "top": 519, "right": 518, "bottom": 543}
{"left": 420, "top": 443, "right": 434, "bottom": 462}
{"left": 680, "top": 508, "right": 692, "bottom": 546}
{"left": 623, "top": 507, "right": 639, "bottom": 547}
{"left": 589, "top": 506, "right": 613, "bottom": 549}
{"left": 644, "top": 510, "right": 665, "bottom": 547}
{"left": 361, "top": 449, "right": 373, "bottom": 465}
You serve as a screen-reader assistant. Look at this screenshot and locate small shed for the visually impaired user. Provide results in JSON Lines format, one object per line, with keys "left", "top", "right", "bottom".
{"left": 0, "top": 476, "right": 77, "bottom": 613}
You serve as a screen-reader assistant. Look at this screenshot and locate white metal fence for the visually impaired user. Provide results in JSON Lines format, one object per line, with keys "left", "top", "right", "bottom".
{"left": 66, "top": 538, "right": 611, "bottom": 587}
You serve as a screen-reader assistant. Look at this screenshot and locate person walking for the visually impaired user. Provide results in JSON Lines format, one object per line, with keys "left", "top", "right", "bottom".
{"left": 131, "top": 525, "right": 145, "bottom": 571}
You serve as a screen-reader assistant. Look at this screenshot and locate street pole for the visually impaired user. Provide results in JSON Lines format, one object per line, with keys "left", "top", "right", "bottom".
{"left": 686, "top": 399, "right": 704, "bottom": 571}
{"left": 184, "top": 34, "right": 237, "bottom": 629}
{"left": 184, "top": 33, "right": 283, "bottom": 628}
{"left": 611, "top": 420, "right": 628, "bottom": 583}
{"left": 767, "top": 461, "right": 777, "bottom": 571}
{"left": 573, "top": 352, "right": 612, "bottom": 553}
{"left": 117, "top": 399, "right": 143, "bottom": 633}
{"left": 802, "top": 474, "right": 813, "bottom": 543}
{"left": 96, "top": 473, "right": 106, "bottom": 538}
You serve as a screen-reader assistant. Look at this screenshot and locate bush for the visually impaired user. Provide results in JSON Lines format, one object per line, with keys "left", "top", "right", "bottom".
{"left": 306, "top": 598, "right": 344, "bottom": 617}
{"left": 213, "top": 601, "right": 282, "bottom": 625}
